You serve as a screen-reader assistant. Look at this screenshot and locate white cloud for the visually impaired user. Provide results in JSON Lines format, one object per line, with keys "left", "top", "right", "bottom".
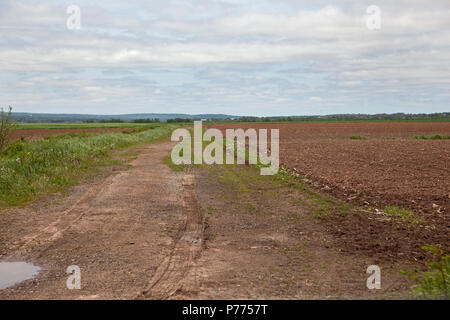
{"left": 1, "top": 0, "right": 449, "bottom": 115}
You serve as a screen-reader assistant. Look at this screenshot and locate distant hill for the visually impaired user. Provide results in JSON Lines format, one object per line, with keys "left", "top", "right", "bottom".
{"left": 11, "top": 112, "right": 239, "bottom": 123}
{"left": 10, "top": 112, "right": 450, "bottom": 123}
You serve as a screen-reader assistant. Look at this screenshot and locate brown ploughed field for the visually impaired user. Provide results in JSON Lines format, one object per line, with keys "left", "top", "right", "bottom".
{"left": 212, "top": 122, "right": 450, "bottom": 216}
{"left": 211, "top": 121, "right": 450, "bottom": 261}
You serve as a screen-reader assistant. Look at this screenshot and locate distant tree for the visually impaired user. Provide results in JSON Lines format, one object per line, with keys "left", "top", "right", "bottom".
{"left": 167, "top": 118, "right": 193, "bottom": 123}
{"left": 239, "top": 117, "right": 258, "bottom": 122}
{"left": 99, "top": 118, "right": 124, "bottom": 123}
{"left": 133, "top": 118, "right": 160, "bottom": 123}
{"left": 0, "top": 106, "right": 16, "bottom": 153}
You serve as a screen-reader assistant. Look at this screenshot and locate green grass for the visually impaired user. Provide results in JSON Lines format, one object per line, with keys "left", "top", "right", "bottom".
{"left": 349, "top": 135, "right": 367, "bottom": 140}
{"left": 406, "top": 245, "right": 449, "bottom": 299}
{"left": 0, "top": 124, "right": 179, "bottom": 207}
{"left": 163, "top": 154, "right": 185, "bottom": 172}
{"left": 206, "top": 205, "right": 216, "bottom": 216}
{"left": 384, "top": 205, "right": 423, "bottom": 223}
{"left": 414, "top": 134, "right": 450, "bottom": 140}
{"left": 15, "top": 122, "right": 162, "bottom": 130}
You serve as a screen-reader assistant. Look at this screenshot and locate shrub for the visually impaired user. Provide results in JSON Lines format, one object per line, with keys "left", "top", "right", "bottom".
{"left": 411, "top": 245, "right": 449, "bottom": 299}
{"left": 0, "top": 106, "right": 16, "bottom": 153}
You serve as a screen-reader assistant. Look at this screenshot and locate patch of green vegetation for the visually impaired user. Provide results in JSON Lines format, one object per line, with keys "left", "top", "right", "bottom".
{"left": 338, "top": 203, "right": 351, "bottom": 213}
{"left": 164, "top": 128, "right": 210, "bottom": 172}
{"left": 208, "top": 163, "right": 355, "bottom": 221}
{"left": 414, "top": 134, "right": 450, "bottom": 140}
{"left": 0, "top": 124, "right": 179, "bottom": 208}
{"left": 206, "top": 205, "right": 216, "bottom": 215}
{"left": 163, "top": 137, "right": 207, "bottom": 172}
{"left": 407, "top": 245, "right": 449, "bottom": 299}
{"left": 163, "top": 154, "right": 185, "bottom": 172}
{"left": 283, "top": 212, "right": 301, "bottom": 224}
{"left": 277, "top": 244, "right": 307, "bottom": 257}
{"left": 272, "top": 167, "right": 352, "bottom": 219}
{"left": 245, "top": 203, "right": 256, "bottom": 214}
{"left": 349, "top": 135, "right": 367, "bottom": 140}
{"left": 384, "top": 205, "right": 423, "bottom": 223}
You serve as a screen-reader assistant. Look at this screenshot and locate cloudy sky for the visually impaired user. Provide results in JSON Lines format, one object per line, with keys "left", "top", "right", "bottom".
{"left": 1, "top": 0, "right": 449, "bottom": 116}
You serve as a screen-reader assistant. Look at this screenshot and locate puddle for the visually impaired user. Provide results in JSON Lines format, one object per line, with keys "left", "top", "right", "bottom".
{"left": 0, "top": 261, "right": 41, "bottom": 290}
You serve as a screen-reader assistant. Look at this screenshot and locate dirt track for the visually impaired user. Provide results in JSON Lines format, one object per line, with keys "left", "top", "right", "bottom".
{"left": 0, "top": 140, "right": 419, "bottom": 299}
{"left": 0, "top": 142, "right": 185, "bottom": 299}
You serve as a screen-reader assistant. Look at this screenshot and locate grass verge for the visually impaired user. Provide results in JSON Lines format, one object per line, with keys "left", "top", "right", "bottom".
{"left": 0, "top": 124, "right": 179, "bottom": 208}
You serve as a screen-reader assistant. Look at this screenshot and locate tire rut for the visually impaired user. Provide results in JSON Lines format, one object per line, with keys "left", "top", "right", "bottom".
{"left": 9, "top": 174, "right": 117, "bottom": 260}
{"left": 140, "top": 171, "right": 204, "bottom": 300}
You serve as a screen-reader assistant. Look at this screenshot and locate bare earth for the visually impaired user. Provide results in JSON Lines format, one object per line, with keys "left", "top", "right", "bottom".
{"left": 0, "top": 138, "right": 421, "bottom": 299}
{"left": 211, "top": 122, "right": 450, "bottom": 217}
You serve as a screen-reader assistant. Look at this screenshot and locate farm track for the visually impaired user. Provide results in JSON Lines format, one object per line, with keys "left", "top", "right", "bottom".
{"left": 11, "top": 175, "right": 118, "bottom": 261}
{"left": 0, "top": 141, "right": 186, "bottom": 299}
{"left": 0, "top": 138, "right": 423, "bottom": 299}
{"left": 140, "top": 172, "right": 204, "bottom": 299}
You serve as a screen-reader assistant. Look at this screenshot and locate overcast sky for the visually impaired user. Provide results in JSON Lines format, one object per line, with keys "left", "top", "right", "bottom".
{"left": 1, "top": 0, "right": 449, "bottom": 116}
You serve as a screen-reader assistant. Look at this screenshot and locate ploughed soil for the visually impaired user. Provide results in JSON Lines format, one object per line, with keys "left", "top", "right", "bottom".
{"left": 211, "top": 122, "right": 449, "bottom": 254}
{"left": 189, "top": 165, "right": 418, "bottom": 299}
{"left": 0, "top": 136, "right": 431, "bottom": 299}
{"left": 10, "top": 128, "right": 135, "bottom": 141}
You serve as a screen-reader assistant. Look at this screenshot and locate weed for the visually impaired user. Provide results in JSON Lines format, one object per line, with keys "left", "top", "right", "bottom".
{"left": 349, "top": 135, "right": 367, "bottom": 140}
{"left": 414, "top": 134, "right": 450, "bottom": 140}
{"left": 0, "top": 106, "right": 16, "bottom": 153}
{"left": 409, "top": 245, "right": 449, "bottom": 299}
{"left": 384, "top": 205, "right": 423, "bottom": 223}
{"left": 206, "top": 205, "right": 216, "bottom": 215}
